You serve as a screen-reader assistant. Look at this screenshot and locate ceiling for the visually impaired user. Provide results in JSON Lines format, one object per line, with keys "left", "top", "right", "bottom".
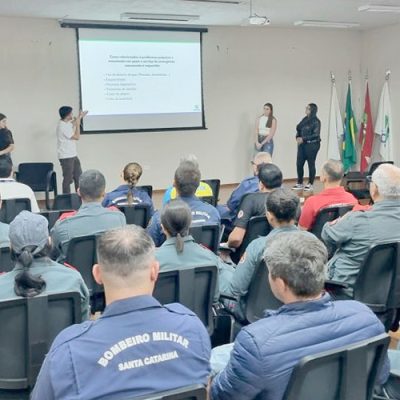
{"left": 0, "top": 0, "right": 400, "bottom": 29}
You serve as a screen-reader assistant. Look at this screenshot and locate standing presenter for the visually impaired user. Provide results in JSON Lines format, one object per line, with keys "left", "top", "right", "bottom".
{"left": 56, "top": 106, "right": 87, "bottom": 194}
{"left": 255, "top": 103, "right": 277, "bottom": 156}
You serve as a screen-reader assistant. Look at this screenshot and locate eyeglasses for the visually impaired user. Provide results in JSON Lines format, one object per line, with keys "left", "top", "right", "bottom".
{"left": 366, "top": 175, "right": 373, "bottom": 183}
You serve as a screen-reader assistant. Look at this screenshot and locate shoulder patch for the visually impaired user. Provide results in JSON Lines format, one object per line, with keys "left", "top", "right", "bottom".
{"left": 237, "top": 210, "right": 244, "bottom": 219}
{"left": 239, "top": 252, "right": 247, "bottom": 264}
{"left": 164, "top": 303, "right": 196, "bottom": 317}
{"left": 59, "top": 210, "right": 78, "bottom": 221}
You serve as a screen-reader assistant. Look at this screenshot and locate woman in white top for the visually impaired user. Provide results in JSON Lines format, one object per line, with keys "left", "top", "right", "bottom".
{"left": 255, "top": 103, "right": 277, "bottom": 156}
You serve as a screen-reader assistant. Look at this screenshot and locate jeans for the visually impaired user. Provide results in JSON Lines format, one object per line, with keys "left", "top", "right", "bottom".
{"left": 257, "top": 135, "right": 274, "bottom": 156}
{"left": 296, "top": 142, "right": 320, "bottom": 185}
{"left": 59, "top": 156, "right": 82, "bottom": 194}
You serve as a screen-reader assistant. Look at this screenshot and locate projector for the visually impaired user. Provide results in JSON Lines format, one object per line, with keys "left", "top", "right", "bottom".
{"left": 248, "top": 15, "right": 271, "bottom": 25}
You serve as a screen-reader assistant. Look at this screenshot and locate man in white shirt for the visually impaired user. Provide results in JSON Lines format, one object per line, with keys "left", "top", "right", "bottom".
{"left": 57, "top": 106, "right": 87, "bottom": 194}
{"left": 0, "top": 157, "right": 39, "bottom": 212}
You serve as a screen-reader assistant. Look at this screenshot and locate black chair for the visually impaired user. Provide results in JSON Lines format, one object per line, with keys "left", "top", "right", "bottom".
{"left": 344, "top": 161, "right": 394, "bottom": 201}
{"left": 202, "top": 179, "right": 220, "bottom": 207}
{"left": 283, "top": 333, "right": 390, "bottom": 400}
{"left": 326, "top": 241, "right": 400, "bottom": 332}
{"left": 0, "top": 247, "right": 14, "bottom": 273}
{"left": 0, "top": 292, "right": 81, "bottom": 390}
{"left": 51, "top": 193, "right": 82, "bottom": 211}
{"left": 117, "top": 204, "right": 151, "bottom": 228}
{"left": 231, "top": 216, "right": 271, "bottom": 264}
{"left": 136, "top": 185, "right": 153, "bottom": 199}
{"left": 153, "top": 266, "right": 217, "bottom": 335}
{"left": 311, "top": 204, "right": 354, "bottom": 240}
{"left": 65, "top": 235, "right": 104, "bottom": 312}
{"left": 39, "top": 210, "right": 74, "bottom": 230}
{"left": 190, "top": 224, "right": 220, "bottom": 254}
{"left": 0, "top": 198, "right": 31, "bottom": 224}
{"left": 16, "top": 163, "right": 57, "bottom": 204}
{"left": 132, "top": 385, "right": 206, "bottom": 400}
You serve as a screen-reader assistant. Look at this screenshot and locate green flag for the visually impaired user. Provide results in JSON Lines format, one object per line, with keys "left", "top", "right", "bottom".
{"left": 342, "top": 83, "right": 358, "bottom": 171}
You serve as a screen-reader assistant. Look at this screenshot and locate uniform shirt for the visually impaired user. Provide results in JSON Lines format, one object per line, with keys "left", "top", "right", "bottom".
{"left": 234, "top": 192, "right": 268, "bottom": 229}
{"left": 211, "top": 294, "right": 389, "bottom": 400}
{"left": 156, "top": 236, "right": 234, "bottom": 303}
{"left": 148, "top": 196, "right": 220, "bottom": 247}
{"left": 0, "top": 128, "right": 14, "bottom": 151}
{"left": 0, "top": 178, "right": 40, "bottom": 212}
{"left": 226, "top": 176, "right": 259, "bottom": 217}
{"left": 103, "top": 184, "right": 154, "bottom": 214}
{"left": 162, "top": 182, "right": 213, "bottom": 205}
{"left": 51, "top": 202, "right": 126, "bottom": 261}
{"left": 0, "top": 258, "right": 90, "bottom": 320}
{"left": 322, "top": 199, "right": 400, "bottom": 290}
{"left": 57, "top": 120, "right": 77, "bottom": 159}
{"left": 299, "top": 187, "right": 358, "bottom": 230}
{"left": 31, "top": 295, "right": 211, "bottom": 400}
{"left": 0, "top": 221, "right": 9, "bottom": 247}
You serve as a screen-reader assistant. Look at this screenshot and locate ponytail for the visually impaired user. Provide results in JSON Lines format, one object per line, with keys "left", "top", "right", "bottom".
{"left": 176, "top": 233, "right": 184, "bottom": 253}
{"left": 127, "top": 185, "right": 134, "bottom": 205}
{"left": 123, "top": 162, "right": 143, "bottom": 205}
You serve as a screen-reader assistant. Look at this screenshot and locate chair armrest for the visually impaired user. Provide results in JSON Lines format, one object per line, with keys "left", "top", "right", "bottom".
{"left": 324, "top": 280, "right": 349, "bottom": 290}
{"left": 219, "top": 243, "right": 235, "bottom": 253}
{"left": 219, "top": 294, "right": 238, "bottom": 302}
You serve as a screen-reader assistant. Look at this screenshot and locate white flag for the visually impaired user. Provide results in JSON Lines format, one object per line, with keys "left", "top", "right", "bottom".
{"left": 327, "top": 82, "right": 343, "bottom": 160}
{"left": 375, "top": 80, "right": 393, "bottom": 161}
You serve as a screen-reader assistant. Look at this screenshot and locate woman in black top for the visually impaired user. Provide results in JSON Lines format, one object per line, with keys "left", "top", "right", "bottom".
{"left": 292, "top": 103, "right": 321, "bottom": 192}
{"left": 0, "top": 113, "right": 15, "bottom": 161}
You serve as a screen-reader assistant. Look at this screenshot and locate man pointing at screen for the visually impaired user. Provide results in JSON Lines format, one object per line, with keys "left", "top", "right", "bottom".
{"left": 57, "top": 106, "right": 88, "bottom": 194}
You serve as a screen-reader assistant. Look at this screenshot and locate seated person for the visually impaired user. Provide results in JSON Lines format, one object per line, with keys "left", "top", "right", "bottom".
{"left": 163, "top": 154, "right": 213, "bottom": 205}
{"left": 299, "top": 159, "right": 358, "bottom": 230}
{"left": 0, "top": 193, "right": 10, "bottom": 247}
{"left": 102, "top": 162, "right": 154, "bottom": 215}
{"left": 223, "top": 188, "right": 301, "bottom": 321}
{"left": 31, "top": 226, "right": 211, "bottom": 400}
{"left": 210, "top": 231, "right": 389, "bottom": 400}
{"left": 148, "top": 161, "right": 220, "bottom": 247}
{"left": 0, "top": 156, "right": 39, "bottom": 212}
{"left": 0, "top": 211, "right": 89, "bottom": 320}
{"left": 322, "top": 163, "right": 400, "bottom": 292}
{"left": 217, "top": 152, "right": 272, "bottom": 220}
{"left": 51, "top": 169, "right": 126, "bottom": 262}
{"left": 227, "top": 163, "right": 282, "bottom": 249}
{"left": 156, "top": 200, "right": 234, "bottom": 302}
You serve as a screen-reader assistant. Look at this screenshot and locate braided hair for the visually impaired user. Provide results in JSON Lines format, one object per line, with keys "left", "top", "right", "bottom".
{"left": 123, "top": 162, "right": 143, "bottom": 205}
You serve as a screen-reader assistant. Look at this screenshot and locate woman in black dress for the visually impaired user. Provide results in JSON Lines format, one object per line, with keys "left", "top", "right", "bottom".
{"left": 0, "top": 113, "right": 15, "bottom": 161}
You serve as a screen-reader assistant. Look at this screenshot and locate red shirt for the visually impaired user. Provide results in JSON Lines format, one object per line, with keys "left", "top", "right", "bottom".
{"left": 299, "top": 186, "right": 358, "bottom": 230}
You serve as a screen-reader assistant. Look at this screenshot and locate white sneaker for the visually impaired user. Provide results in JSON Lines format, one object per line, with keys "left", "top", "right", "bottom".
{"left": 292, "top": 183, "right": 304, "bottom": 191}
{"left": 303, "top": 184, "right": 314, "bottom": 192}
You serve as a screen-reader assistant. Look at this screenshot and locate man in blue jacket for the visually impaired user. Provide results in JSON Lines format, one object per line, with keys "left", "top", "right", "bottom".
{"left": 211, "top": 231, "right": 389, "bottom": 400}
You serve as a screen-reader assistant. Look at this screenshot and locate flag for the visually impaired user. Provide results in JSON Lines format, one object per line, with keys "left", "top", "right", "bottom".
{"left": 359, "top": 83, "right": 374, "bottom": 172}
{"left": 342, "top": 83, "right": 358, "bottom": 172}
{"left": 375, "top": 80, "right": 393, "bottom": 161}
{"left": 327, "top": 81, "right": 343, "bottom": 160}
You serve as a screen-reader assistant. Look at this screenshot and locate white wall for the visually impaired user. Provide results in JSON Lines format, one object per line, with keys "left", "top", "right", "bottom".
{"left": 0, "top": 16, "right": 363, "bottom": 191}
{"left": 362, "top": 24, "right": 400, "bottom": 166}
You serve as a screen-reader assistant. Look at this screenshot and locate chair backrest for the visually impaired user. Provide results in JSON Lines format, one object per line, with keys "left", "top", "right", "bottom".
{"left": 52, "top": 193, "right": 82, "bottom": 211}
{"left": 0, "top": 198, "right": 31, "bottom": 224}
{"left": 132, "top": 385, "right": 207, "bottom": 400}
{"left": 16, "top": 163, "right": 55, "bottom": 192}
{"left": 117, "top": 204, "right": 151, "bottom": 228}
{"left": 39, "top": 210, "right": 74, "bottom": 230}
{"left": 136, "top": 185, "right": 153, "bottom": 199}
{"left": 311, "top": 204, "right": 354, "bottom": 240}
{"left": 368, "top": 161, "right": 394, "bottom": 175}
{"left": 353, "top": 241, "right": 400, "bottom": 331}
{"left": 153, "top": 266, "right": 217, "bottom": 335}
{"left": 244, "top": 260, "right": 283, "bottom": 324}
{"left": 189, "top": 224, "right": 220, "bottom": 254}
{"left": 0, "top": 292, "right": 81, "bottom": 390}
{"left": 283, "top": 333, "right": 390, "bottom": 400}
{"left": 202, "top": 179, "right": 220, "bottom": 207}
{"left": 0, "top": 246, "right": 14, "bottom": 273}
{"left": 231, "top": 216, "right": 271, "bottom": 264}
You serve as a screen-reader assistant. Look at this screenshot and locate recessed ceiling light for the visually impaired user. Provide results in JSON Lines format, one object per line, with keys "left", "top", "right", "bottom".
{"left": 294, "top": 20, "right": 360, "bottom": 29}
{"left": 358, "top": 4, "right": 400, "bottom": 13}
{"left": 120, "top": 13, "right": 200, "bottom": 22}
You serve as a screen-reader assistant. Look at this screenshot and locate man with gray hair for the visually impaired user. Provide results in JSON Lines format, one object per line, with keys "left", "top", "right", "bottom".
{"left": 32, "top": 226, "right": 211, "bottom": 400}
{"left": 299, "top": 159, "right": 358, "bottom": 230}
{"left": 210, "top": 231, "right": 389, "bottom": 400}
{"left": 322, "top": 163, "right": 400, "bottom": 291}
{"left": 51, "top": 169, "right": 126, "bottom": 261}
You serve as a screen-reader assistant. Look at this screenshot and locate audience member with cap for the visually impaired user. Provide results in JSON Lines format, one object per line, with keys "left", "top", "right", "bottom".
{"left": 156, "top": 200, "right": 234, "bottom": 302}
{"left": 0, "top": 211, "right": 89, "bottom": 319}
{"left": 31, "top": 225, "right": 211, "bottom": 400}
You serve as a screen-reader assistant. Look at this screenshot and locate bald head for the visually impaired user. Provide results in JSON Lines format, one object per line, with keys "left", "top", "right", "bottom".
{"left": 371, "top": 164, "right": 400, "bottom": 200}
{"left": 321, "top": 160, "right": 344, "bottom": 183}
{"left": 252, "top": 152, "right": 272, "bottom": 175}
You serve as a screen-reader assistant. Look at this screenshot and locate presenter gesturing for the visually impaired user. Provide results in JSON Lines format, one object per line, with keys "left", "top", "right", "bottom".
{"left": 56, "top": 106, "right": 88, "bottom": 194}
{"left": 292, "top": 103, "right": 321, "bottom": 192}
{"left": 255, "top": 103, "right": 277, "bottom": 156}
